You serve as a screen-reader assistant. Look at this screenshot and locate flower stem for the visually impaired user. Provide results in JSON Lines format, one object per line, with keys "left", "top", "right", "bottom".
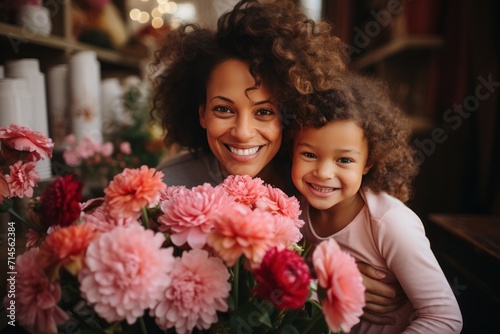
{"left": 301, "top": 310, "right": 323, "bottom": 334}
{"left": 141, "top": 206, "right": 150, "bottom": 229}
{"left": 138, "top": 316, "right": 148, "bottom": 334}
{"left": 8, "top": 207, "right": 40, "bottom": 233}
{"left": 232, "top": 258, "right": 240, "bottom": 311}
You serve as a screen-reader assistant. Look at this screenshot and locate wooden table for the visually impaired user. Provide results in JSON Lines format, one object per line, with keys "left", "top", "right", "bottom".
{"left": 428, "top": 214, "right": 500, "bottom": 260}
{"left": 426, "top": 213, "right": 500, "bottom": 333}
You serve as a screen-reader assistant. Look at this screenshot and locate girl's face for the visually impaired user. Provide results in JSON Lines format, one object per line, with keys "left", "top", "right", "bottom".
{"left": 199, "top": 59, "right": 282, "bottom": 178}
{"left": 292, "top": 119, "right": 371, "bottom": 212}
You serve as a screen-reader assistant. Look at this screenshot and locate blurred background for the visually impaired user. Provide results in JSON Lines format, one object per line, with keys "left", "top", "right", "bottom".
{"left": 0, "top": 0, "right": 498, "bottom": 332}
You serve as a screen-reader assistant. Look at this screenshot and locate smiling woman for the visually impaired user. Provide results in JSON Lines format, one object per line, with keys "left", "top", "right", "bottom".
{"left": 199, "top": 59, "right": 282, "bottom": 180}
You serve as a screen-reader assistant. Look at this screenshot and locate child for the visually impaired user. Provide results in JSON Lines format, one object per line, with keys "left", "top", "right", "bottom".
{"left": 288, "top": 73, "right": 463, "bottom": 333}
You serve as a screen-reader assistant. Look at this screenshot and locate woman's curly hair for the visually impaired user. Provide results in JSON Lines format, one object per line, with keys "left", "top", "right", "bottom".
{"left": 151, "top": 0, "right": 347, "bottom": 153}
{"left": 285, "top": 73, "right": 419, "bottom": 203}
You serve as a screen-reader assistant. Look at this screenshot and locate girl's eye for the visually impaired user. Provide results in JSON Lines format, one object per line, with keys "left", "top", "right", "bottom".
{"left": 338, "top": 157, "right": 353, "bottom": 164}
{"left": 302, "top": 152, "right": 316, "bottom": 159}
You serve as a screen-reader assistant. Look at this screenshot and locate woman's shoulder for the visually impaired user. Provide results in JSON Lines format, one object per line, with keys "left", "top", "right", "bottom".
{"left": 156, "top": 151, "right": 223, "bottom": 188}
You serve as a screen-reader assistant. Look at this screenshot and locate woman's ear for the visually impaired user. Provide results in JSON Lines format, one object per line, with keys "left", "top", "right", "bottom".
{"left": 199, "top": 105, "right": 207, "bottom": 129}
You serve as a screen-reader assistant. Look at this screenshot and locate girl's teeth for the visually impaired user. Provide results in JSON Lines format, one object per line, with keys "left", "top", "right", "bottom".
{"left": 229, "top": 146, "right": 259, "bottom": 156}
{"left": 311, "top": 184, "right": 334, "bottom": 192}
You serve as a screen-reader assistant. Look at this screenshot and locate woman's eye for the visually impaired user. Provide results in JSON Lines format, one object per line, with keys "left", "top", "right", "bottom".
{"left": 214, "top": 106, "right": 232, "bottom": 113}
{"left": 256, "top": 108, "right": 274, "bottom": 116}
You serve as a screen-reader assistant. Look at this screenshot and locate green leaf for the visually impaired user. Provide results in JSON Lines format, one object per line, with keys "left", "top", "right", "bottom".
{"left": 229, "top": 299, "right": 275, "bottom": 333}
{"left": 0, "top": 197, "right": 13, "bottom": 212}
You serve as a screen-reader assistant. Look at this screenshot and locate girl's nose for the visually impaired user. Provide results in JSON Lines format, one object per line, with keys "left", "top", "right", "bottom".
{"left": 315, "top": 161, "right": 334, "bottom": 179}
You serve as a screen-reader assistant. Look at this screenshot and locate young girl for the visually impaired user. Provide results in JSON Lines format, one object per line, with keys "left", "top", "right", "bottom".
{"left": 288, "top": 73, "right": 463, "bottom": 333}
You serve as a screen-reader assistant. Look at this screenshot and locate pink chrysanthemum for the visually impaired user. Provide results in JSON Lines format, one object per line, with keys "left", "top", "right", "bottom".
{"left": 5, "top": 161, "right": 39, "bottom": 198}
{"left": 81, "top": 201, "right": 140, "bottom": 232}
{"left": 271, "top": 214, "right": 303, "bottom": 249}
{"left": 206, "top": 205, "right": 276, "bottom": 268}
{"left": 312, "top": 238, "right": 365, "bottom": 333}
{"left": 257, "top": 185, "right": 301, "bottom": 218}
{"left": 3, "top": 248, "right": 68, "bottom": 334}
{"left": 158, "top": 183, "right": 235, "bottom": 249}
{"left": 221, "top": 175, "right": 268, "bottom": 208}
{"left": 78, "top": 224, "right": 175, "bottom": 324}
{"left": 159, "top": 185, "right": 187, "bottom": 201}
{"left": 0, "top": 124, "right": 53, "bottom": 162}
{"left": 104, "top": 166, "right": 166, "bottom": 220}
{"left": 152, "top": 249, "right": 231, "bottom": 334}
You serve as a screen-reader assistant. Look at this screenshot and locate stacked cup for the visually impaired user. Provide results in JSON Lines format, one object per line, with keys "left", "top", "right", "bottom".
{"left": 3, "top": 58, "right": 52, "bottom": 180}
{"left": 69, "top": 51, "right": 102, "bottom": 144}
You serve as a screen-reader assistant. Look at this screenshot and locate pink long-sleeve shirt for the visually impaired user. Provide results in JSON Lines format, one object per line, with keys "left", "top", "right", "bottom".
{"left": 301, "top": 188, "right": 463, "bottom": 333}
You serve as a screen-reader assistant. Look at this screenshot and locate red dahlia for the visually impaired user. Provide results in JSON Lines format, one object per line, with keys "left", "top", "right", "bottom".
{"left": 253, "top": 247, "right": 312, "bottom": 310}
{"left": 41, "top": 174, "right": 83, "bottom": 227}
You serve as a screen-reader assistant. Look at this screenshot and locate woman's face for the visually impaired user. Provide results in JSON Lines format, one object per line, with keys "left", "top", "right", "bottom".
{"left": 199, "top": 59, "right": 282, "bottom": 178}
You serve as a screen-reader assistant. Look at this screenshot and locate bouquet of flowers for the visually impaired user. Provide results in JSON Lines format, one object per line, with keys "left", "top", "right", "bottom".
{"left": 1, "top": 124, "right": 366, "bottom": 334}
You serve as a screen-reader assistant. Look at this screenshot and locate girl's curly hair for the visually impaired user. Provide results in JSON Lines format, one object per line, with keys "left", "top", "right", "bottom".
{"left": 151, "top": 0, "right": 347, "bottom": 153}
{"left": 285, "top": 73, "right": 419, "bottom": 203}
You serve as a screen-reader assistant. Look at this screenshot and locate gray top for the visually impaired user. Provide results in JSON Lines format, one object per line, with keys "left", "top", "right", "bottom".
{"left": 156, "top": 151, "right": 225, "bottom": 188}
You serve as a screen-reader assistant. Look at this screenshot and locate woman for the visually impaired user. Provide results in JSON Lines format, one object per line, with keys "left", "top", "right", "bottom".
{"left": 152, "top": 0, "right": 405, "bottom": 323}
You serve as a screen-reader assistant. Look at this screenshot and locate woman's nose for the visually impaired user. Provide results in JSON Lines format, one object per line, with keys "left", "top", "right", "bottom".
{"left": 231, "top": 114, "right": 254, "bottom": 141}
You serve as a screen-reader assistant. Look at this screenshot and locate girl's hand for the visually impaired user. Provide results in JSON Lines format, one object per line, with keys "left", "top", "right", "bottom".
{"left": 357, "top": 262, "right": 408, "bottom": 325}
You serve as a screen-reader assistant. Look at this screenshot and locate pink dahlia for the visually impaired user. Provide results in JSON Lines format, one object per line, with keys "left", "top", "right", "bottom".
{"left": 5, "top": 161, "right": 39, "bottom": 198}
{"left": 271, "top": 214, "right": 303, "bottom": 249}
{"left": 158, "top": 183, "right": 235, "bottom": 249}
{"left": 159, "top": 185, "right": 187, "bottom": 201}
{"left": 256, "top": 185, "right": 301, "bottom": 219}
{"left": 3, "top": 248, "right": 68, "bottom": 334}
{"left": 152, "top": 249, "right": 231, "bottom": 334}
{"left": 81, "top": 201, "right": 139, "bottom": 232}
{"left": 0, "top": 124, "right": 53, "bottom": 162}
{"left": 206, "top": 205, "right": 276, "bottom": 268}
{"left": 253, "top": 247, "right": 312, "bottom": 310}
{"left": 104, "top": 166, "right": 166, "bottom": 220}
{"left": 312, "top": 238, "right": 365, "bottom": 333}
{"left": 221, "top": 175, "right": 268, "bottom": 208}
{"left": 78, "top": 224, "right": 175, "bottom": 324}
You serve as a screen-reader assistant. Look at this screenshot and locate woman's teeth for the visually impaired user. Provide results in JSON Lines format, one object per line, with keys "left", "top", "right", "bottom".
{"left": 310, "top": 183, "right": 335, "bottom": 192}
{"left": 229, "top": 146, "right": 260, "bottom": 156}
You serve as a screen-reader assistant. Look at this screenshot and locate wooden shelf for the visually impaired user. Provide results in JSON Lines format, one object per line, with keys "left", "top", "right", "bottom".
{"left": 351, "top": 35, "right": 443, "bottom": 70}
{"left": 0, "top": 22, "right": 142, "bottom": 71}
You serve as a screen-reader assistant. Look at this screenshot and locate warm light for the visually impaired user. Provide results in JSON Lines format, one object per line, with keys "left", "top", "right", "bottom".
{"left": 129, "top": 8, "right": 141, "bottom": 21}
{"left": 151, "top": 7, "right": 162, "bottom": 18}
{"left": 138, "top": 11, "right": 150, "bottom": 24}
{"left": 157, "top": 0, "right": 167, "bottom": 4}
{"left": 152, "top": 17, "right": 164, "bottom": 28}
{"left": 158, "top": 2, "right": 168, "bottom": 14}
{"left": 141, "top": 0, "right": 149, "bottom": 2}
{"left": 170, "top": 17, "right": 183, "bottom": 29}
{"left": 165, "top": 1, "right": 177, "bottom": 14}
